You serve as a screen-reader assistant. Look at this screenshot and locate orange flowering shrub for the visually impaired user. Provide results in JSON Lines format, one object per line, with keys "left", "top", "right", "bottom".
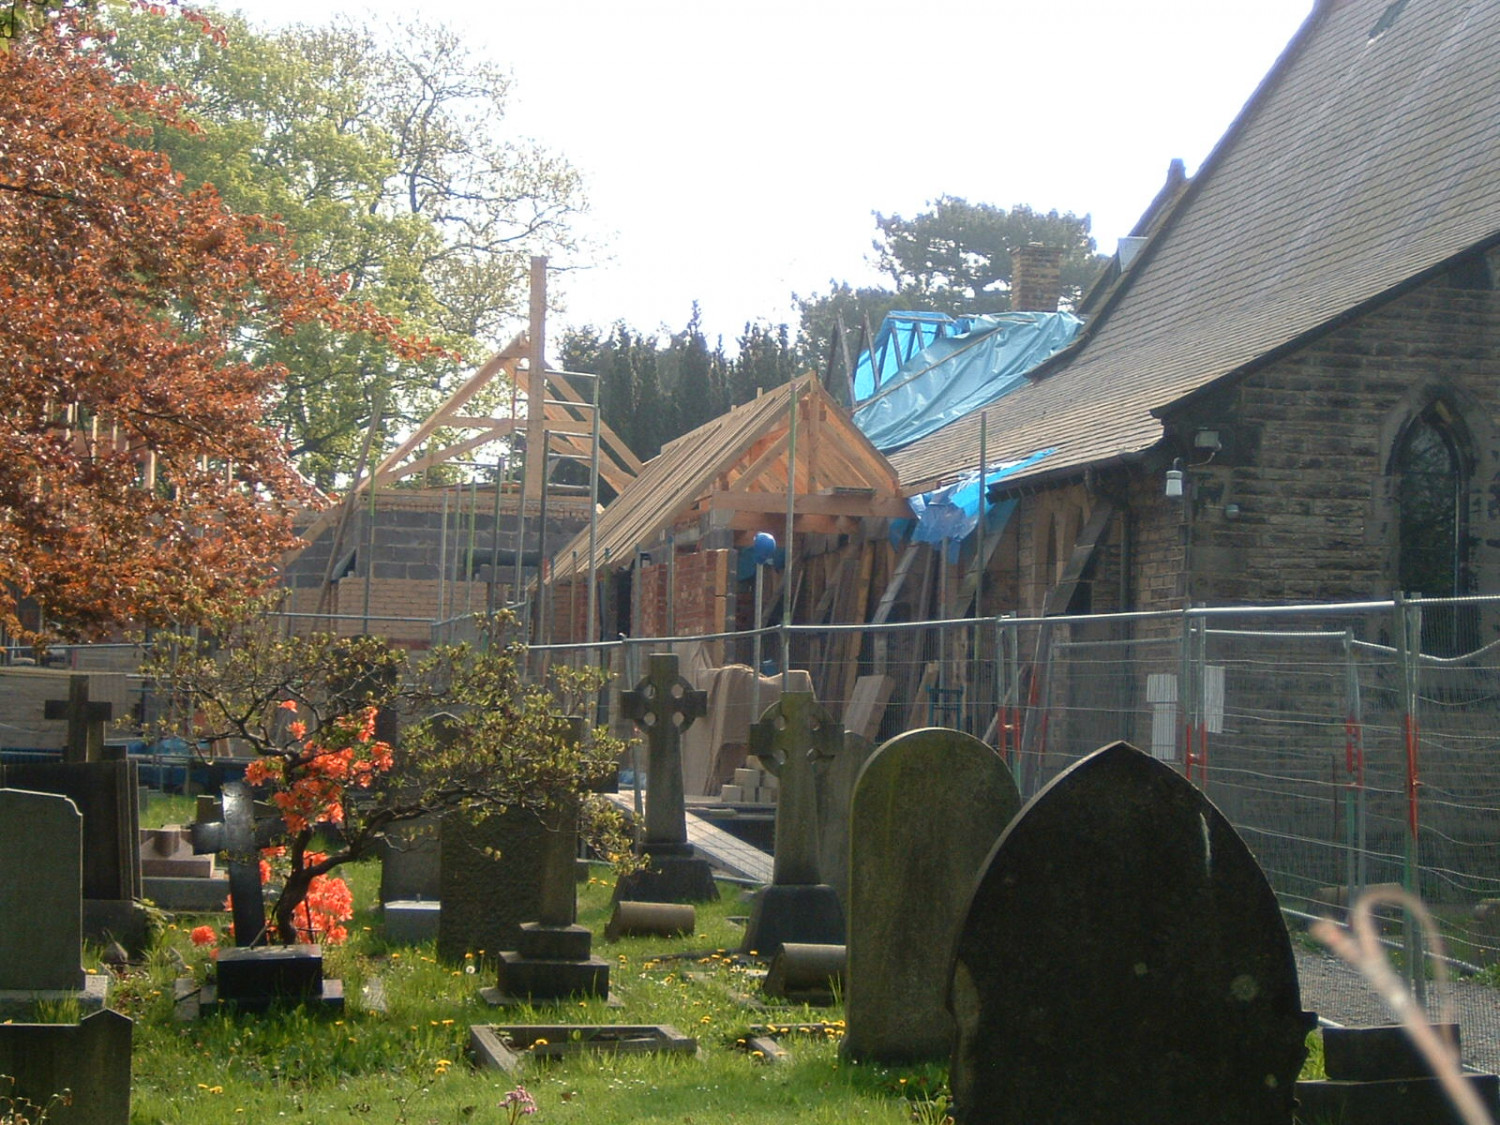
{"left": 147, "top": 610, "right": 632, "bottom": 947}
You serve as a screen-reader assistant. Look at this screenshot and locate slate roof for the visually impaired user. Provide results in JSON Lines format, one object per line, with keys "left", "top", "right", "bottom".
{"left": 891, "top": 0, "right": 1500, "bottom": 494}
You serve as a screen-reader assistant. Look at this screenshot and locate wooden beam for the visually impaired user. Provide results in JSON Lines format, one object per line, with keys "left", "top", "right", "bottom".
{"left": 368, "top": 338, "right": 524, "bottom": 486}
{"left": 544, "top": 369, "right": 645, "bottom": 474}
{"left": 371, "top": 430, "right": 519, "bottom": 488}
{"left": 524, "top": 256, "right": 548, "bottom": 502}
{"left": 705, "top": 491, "right": 911, "bottom": 518}
{"left": 727, "top": 431, "right": 791, "bottom": 493}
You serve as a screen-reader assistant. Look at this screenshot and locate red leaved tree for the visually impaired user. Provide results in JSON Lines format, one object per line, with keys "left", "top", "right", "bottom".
{"left": 0, "top": 10, "right": 434, "bottom": 644}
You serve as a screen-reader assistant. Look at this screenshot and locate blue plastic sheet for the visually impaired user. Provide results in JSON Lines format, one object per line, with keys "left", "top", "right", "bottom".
{"left": 893, "top": 448, "right": 1056, "bottom": 560}
{"left": 853, "top": 311, "right": 1081, "bottom": 452}
{"left": 851, "top": 310, "right": 962, "bottom": 401}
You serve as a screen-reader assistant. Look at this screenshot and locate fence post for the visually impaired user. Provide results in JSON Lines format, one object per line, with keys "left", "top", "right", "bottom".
{"left": 1017, "top": 620, "right": 1054, "bottom": 798}
{"left": 1341, "top": 627, "right": 1368, "bottom": 908}
{"left": 1394, "top": 593, "right": 1426, "bottom": 1004}
{"left": 1178, "top": 606, "right": 1194, "bottom": 780}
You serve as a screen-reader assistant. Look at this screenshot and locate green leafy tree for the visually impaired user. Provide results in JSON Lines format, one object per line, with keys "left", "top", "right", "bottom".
{"left": 145, "top": 610, "right": 632, "bottom": 945}
{"left": 796, "top": 199, "right": 1109, "bottom": 381}
{"left": 873, "top": 197, "right": 1106, "bottom": 313}
{"left": 105, "top": 7, "right": 587, "bottom": 486}
{"left": 729, "top": 322, "right": 799, "bottom": 405}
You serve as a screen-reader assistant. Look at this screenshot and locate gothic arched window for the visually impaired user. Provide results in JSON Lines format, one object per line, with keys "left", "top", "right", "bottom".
{"left": 1394, "top": 401, "right": 1472, "bottom": 653}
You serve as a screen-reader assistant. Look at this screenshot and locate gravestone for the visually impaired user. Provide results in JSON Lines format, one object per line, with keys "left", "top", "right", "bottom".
{"left": 490, "top": 717, "right": 610, "bottom": 1002}
{"left": 739, "top": 691, "right": 845, "bottom": 955}
{"left": 1296, "top": 1024, "right": 1500, "bottom": 1124}
{"left": 0, "top": 788, "right": 103, "bottom": 1011}
{"left": 376, "top": 816, "right": 441, "bottom": 903}
{"left": 0, "top": 789, "right": 130, "bottom": 1124}
{"left": 948, "top": 741, "right": 1314, "bottom": 1125}
{"left": 814, "top": 729, "right": 879, "bottom": 915}
{"left": 0, "top": 756, "right": 146, "bottom": 950}
{"left": 43, "top": 675, "right": 112, "bottom": 764}
{"left": 190, "top": 781, "right": 279, "bottom": 947}
{"left": 438, "top": 805, "right": 550, "bottom": 963}
{"left": 613, "top": 653, "right": 718, "bottom": 903}
{"left": 188, "top": 782, "right": 342, "bottom": 1012}
{"left": 0, "top": 1009, "right": 132, "bottom": 1125}
{"left": 377, "top": 713, "right": 451, "bottom": 942}
{"left": 139, "top": 826, "right": 229, "bottom": 912}
{"left": 841, "top": 727, "right": 1020, "bottom": 1064}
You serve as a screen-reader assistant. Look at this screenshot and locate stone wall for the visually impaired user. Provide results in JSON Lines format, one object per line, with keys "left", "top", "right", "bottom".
{"left": 1180, "top": 270, "right": 1500, "bottom": 622}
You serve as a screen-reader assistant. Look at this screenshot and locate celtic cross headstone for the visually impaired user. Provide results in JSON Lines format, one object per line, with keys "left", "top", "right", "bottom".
{"left": 739, "top": 691, "right": 845, "bottom": 954}
{"left": 615, "top": 653, "right": 718, "bottom": 902}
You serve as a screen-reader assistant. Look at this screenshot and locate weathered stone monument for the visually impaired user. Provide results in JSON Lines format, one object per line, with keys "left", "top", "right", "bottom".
{"left": 841, "top": 727, "right": 1020, "bottom": 1063}
{"left": 0, "top": 788, "right": 131, "bottom": 1124}
{"left": 1, "top": 680, "right": 146, "bottom": 949}
{"left": 488, "top": 717, "right": 610, "bottom": 1002}
{"left": 376, "top": 713, "right": 447, "bottom": 945}
{"left": 613, "top": 653, "right": 718, "bottom": 903}
{"left": 948, "top": 741, "right": 1314, "bottom": 1124}
{"left": 190, "top": 781, "right": 279, "bottom": 948}
{"left": 1296, "top": 1023, "right": 1500, "bottom": 1124}
{"left": 438, "top": 806, "right": 549, "bottom": 963}
{"left": 739, "top": 691, "right": 844, "bottom": 955}
{"left": 0, "top": 789, "right": 105, "bottom": 1014}
{"left": 189, "top": 781, "right": 342, "bottom": 1012}
{"left": 139, "top": 825, "right": 229, "bottom": 912}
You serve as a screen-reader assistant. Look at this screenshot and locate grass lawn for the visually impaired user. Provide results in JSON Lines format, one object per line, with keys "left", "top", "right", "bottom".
{"left": 114, "top": 796, "right": 932, "bottom": 1125}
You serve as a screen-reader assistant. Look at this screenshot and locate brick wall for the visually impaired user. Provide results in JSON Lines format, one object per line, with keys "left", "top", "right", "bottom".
{"left": 1012, "top": 244, "right": 1064, "bottom": 313}
{"left": 636, "top": 550, "right": 734, "bottom": 638}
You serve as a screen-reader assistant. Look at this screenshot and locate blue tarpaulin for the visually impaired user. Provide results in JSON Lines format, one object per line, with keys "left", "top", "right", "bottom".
{"left": 853, "top": 311, "right": 1081, "bottom": 452}
{"left": 894, "top": 448, "right": 1056, "bottom": 559}
{"left": 851, "top": 310, "right": 963, "bottom": 401}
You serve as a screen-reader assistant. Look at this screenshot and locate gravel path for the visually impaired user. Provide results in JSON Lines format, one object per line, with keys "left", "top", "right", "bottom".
{"left": 1296, "top": 947, "right": 1500, "bottom": 1073}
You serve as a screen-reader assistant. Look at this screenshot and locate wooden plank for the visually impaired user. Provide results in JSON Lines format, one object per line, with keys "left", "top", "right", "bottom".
{"left": 726, "top": 431, "right": 791, "bottom": 493}
{"left": 371, "top": 337, "right": 524, "bottom": 484}
{"left": 844, "top": 674, "right": 894, "bottom": 741}
{"left": 837, "top": 539, "right": 879, "bottom": 707}
{"left": 705, "top": 492, "right": 911, "bottom": 518}
{"left": 1044, "top": 503, "right": 1116, "bottom": 616}
{"left": 904, "top": 661, "right": 939, "bottom": 730}
{"left": 871, "top": 542, "right": 921, "bottom": 626}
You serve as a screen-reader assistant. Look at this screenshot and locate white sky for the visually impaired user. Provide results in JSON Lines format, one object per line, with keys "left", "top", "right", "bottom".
{"left": 241, "top": 0, "right": 1315, "bottom": 347}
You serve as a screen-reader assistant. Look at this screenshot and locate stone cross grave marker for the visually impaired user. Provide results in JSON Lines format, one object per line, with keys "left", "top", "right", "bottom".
{"left": 841, "top": 727, "right": 1020, "bottom": 1064}
{"left": 948, "top": 741, "right": 1314, "bottom": 1125}
{"left": 620, "top": 653, "right": 706, "bottom": 849}
{"left": 43, "top": 675, "right": 112, "bottom": 764}
{"left": 739, "top": 691, "right": 845, "bottom": 954}
{"left": 751, "top": 691, "right": 839, "bottom": 886}
{"left": 190, "top": 780, "right": 280, "bottom": 947}
{"left": 614, "top": 653, "right": 717, "bottom": 903}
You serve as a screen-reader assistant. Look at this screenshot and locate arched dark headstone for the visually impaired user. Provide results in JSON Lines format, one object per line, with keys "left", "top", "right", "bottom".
{"left": 949, "top": 741, "right": 1314, "bottom": 1125}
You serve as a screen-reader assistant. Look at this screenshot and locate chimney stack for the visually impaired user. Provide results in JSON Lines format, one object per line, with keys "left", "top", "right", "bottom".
{"left": 1011, "top": 243, "right": 1064, "bottom": 312}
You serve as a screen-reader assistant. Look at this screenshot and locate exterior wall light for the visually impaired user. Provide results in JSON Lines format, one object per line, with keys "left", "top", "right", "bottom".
{"left": 1165, "top": 458, "right": 1185, "bottom": 500}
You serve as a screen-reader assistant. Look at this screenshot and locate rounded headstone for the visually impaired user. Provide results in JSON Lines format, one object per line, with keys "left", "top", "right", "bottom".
{"left": 841, "top": 728, "right": 1020, "bottom": 1064}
